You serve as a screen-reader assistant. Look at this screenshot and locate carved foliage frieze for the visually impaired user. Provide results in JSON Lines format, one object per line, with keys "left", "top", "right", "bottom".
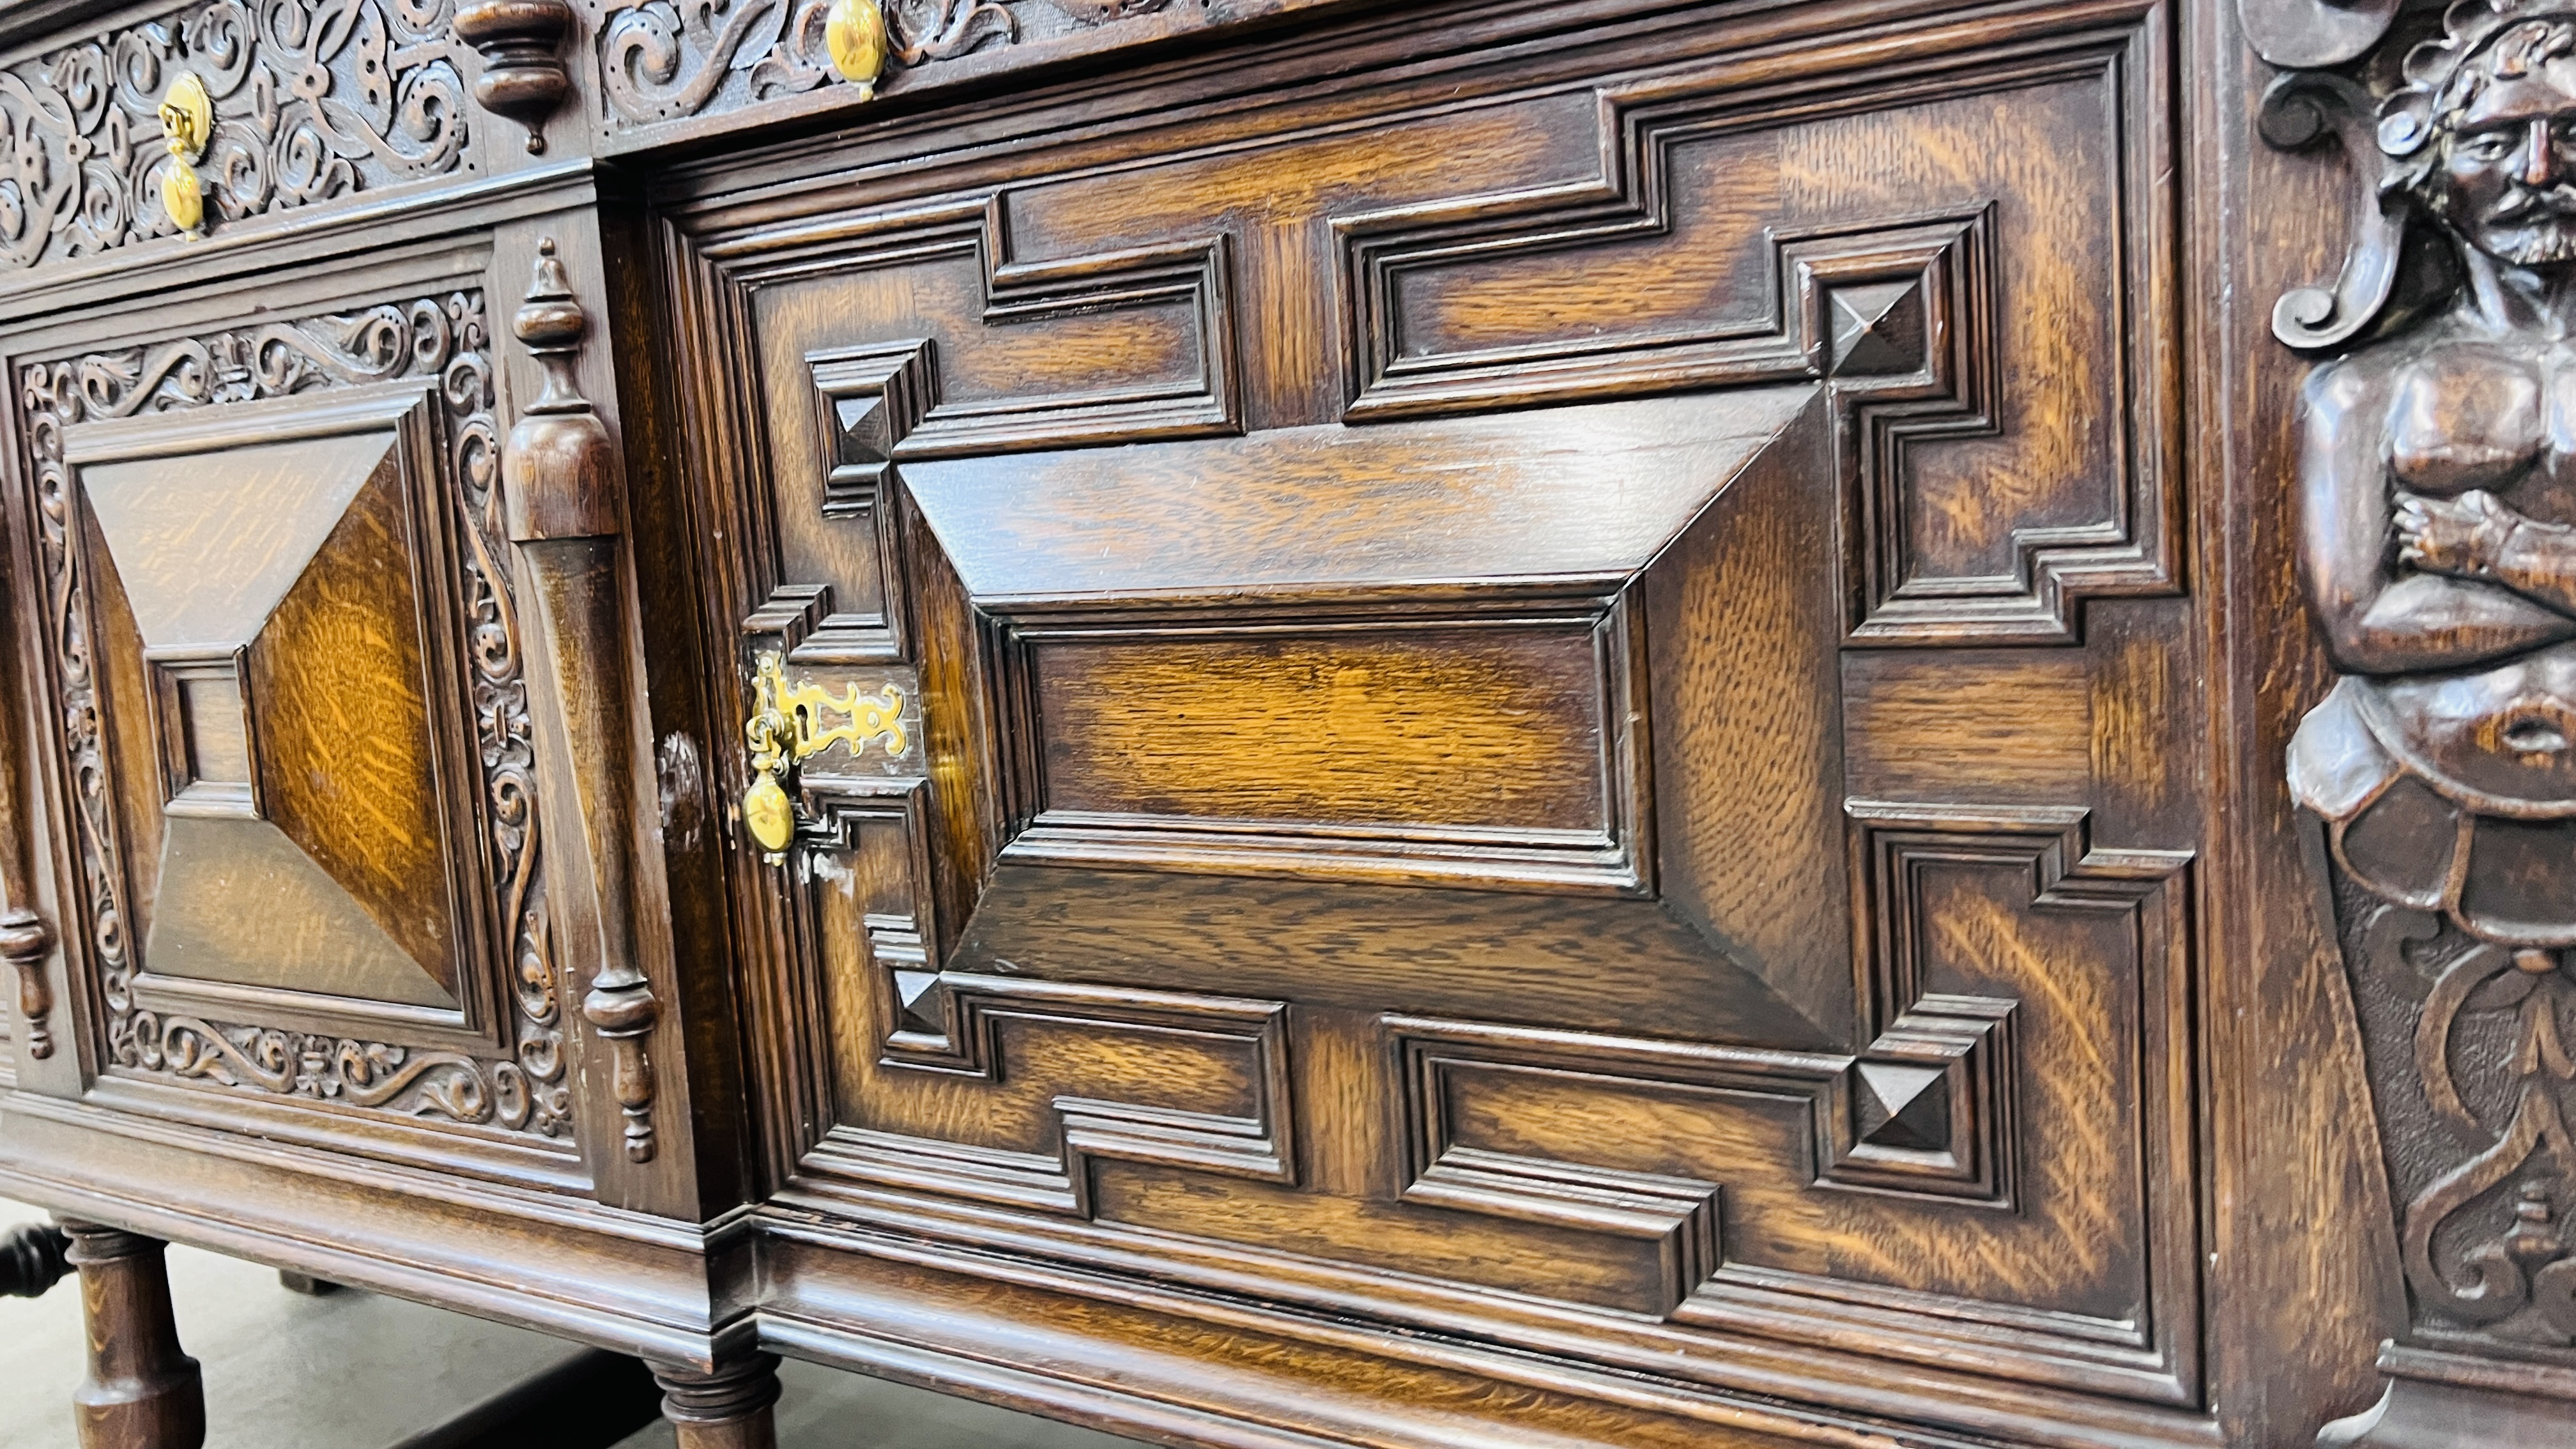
{"left": 0, "top": 0, "right": 472, "bottom": 271}
{"left": 595, "top": 0, "right": 1170, "bottom": 127}
{"left": 18, "top": 293, "right": 570, "bottom": 1138}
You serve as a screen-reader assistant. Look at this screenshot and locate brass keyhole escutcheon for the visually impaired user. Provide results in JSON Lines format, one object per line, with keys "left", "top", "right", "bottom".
{"left": 740, "top": 651, "right": 908, "bottom": 864}
{"left": 157, "top": 71, "right": 212, "bottom": 233}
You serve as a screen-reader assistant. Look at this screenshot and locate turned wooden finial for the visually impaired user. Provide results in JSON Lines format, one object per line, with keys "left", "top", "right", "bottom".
{"left": 1, "top": 907, "right": 52, "bottom": 1060}
{"left": 515, "top": 237, "right": 588, "bottom": 402}
{"left": 502, "top": 238, "right": 620, "bottom": 544}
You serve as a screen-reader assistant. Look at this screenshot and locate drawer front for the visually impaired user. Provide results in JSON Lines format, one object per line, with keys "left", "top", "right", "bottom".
{"left": 661, "top": 0, "right": 2204, "bottom": 1440}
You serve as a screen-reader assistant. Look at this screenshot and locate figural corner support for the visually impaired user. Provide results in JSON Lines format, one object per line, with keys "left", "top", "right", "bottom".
{"left": 2253, "top": 0, "right": 2576, "bottom": 1439}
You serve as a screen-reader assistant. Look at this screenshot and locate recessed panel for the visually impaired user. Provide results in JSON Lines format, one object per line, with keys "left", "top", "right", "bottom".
{"left": 176, "top": 674, "right": 252, "bottom": 786}
{"left": 1029, "top": 625, "right": 1612, "bottom": 834}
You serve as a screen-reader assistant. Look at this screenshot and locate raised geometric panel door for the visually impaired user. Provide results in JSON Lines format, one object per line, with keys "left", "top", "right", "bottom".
{"left": 669, "top": 3, "right": 2202, "bottom": 1444}
{"left": 13, "top": 298, "right": 576, "bottom": 1151}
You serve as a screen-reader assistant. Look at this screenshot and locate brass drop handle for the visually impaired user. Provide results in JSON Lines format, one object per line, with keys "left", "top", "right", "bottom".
{"left": 740, "top": 650, "right": 907, "bottom": 864}
{"left": 824, "top": 0, "right": 889, "bottom": 99}
{"left": 157, "top": 72, "right": 211, "bottom": 234}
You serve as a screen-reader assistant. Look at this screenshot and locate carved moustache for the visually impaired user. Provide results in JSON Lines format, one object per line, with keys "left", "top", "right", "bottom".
{"left": 2487, "top": 184, "right": 2576, "bottom": 224}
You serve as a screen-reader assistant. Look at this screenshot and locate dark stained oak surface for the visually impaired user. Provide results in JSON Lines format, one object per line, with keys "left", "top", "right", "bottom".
{"left": 0, "top": 0, "right": 2538, "bottom": 1445}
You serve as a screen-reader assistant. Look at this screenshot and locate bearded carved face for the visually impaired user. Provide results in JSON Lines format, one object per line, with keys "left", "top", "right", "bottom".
{"left": 2428, "top": 25, "right": 2576, "bottom": 264}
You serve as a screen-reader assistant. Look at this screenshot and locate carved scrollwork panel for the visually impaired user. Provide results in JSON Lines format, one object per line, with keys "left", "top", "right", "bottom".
{"left": 0, "top": 0, "right": 473, "bottom": 272}
{"left": 15, "top": 292, "right": 570, "bottom": 1140}
{"left": 596, "top": 0, "right": 1032, "bottom": 125}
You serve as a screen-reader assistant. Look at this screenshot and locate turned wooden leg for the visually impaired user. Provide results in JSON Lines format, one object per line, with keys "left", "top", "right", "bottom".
{"left": 651, "top": 1351, "right": 781, "bottom": 1449}
{"left": 58, "top": 1220, "right": 204, "bottom": 1449}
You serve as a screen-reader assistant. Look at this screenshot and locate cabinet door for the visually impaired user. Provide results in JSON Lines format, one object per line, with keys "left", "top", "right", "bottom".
{"left": 8, "top": 295, "right": 581, "bottom": 1174}
{"left": 664, "top": 5, "right": 2200, "bottom": 1441}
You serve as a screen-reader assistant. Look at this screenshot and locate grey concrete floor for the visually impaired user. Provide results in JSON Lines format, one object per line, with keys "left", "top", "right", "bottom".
{"left": 1, "top": 1200, "right": 1141, "bottom": 1449}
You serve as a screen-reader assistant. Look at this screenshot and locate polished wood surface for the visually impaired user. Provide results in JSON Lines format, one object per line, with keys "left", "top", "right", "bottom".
{"left": 59, "top": 1222, "right": 204, "bottom": 1449}
{"left": 0, "top": 0, "right": 2553, "bottom": 1445}
{"left": 651, "top": 1353, "right": 783, "bottom": 1449}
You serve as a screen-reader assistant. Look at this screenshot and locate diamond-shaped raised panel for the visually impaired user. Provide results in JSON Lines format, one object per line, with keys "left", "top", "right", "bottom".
{"left": 70, "top": 395, "right": 469, "bottom": 1015}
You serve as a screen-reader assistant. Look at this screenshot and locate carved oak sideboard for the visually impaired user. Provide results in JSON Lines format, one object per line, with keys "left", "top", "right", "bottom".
{"left": 1, "top": 0, "right": 2572, "bottom": 1446}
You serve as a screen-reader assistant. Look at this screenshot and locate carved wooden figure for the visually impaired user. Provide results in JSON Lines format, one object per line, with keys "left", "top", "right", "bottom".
{"left": 2268, "top": 0, "right": 2576, "bottom": 1440}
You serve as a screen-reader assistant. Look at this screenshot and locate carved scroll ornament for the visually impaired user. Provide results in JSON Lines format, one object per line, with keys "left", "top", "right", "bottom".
{"left": 2264, "top": 0, "right": 2576, "bottom": 1438}
{"left": 0, "top": 0, "right": 471, "bottom": 268}
{"left": 595, "top": 0, "right": 1170, "bottom": 125}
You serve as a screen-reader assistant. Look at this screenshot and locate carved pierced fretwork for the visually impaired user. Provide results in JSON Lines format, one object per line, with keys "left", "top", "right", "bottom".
{"left": 595, "top": 0, "right": 1194, "bottom": 126}
{"left": 17, "top": 294, "right": 571, "bottom": 1138}
{"left": 0, "top": 0, "right": 473, "bottom": 270}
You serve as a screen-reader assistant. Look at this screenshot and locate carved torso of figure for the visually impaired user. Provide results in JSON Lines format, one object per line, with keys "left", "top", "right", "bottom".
{"left": 2295, "top": 284, "right": 2576, "bottom": 945}
{"left": 2391, "top": 334, "right": 2576, "bottom": 506}
{"left": 2342, "top": 315, "right": 2576, "bottom": 805}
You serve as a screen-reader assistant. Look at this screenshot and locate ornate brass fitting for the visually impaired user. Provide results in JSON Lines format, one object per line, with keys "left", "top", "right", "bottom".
{"left": 741, "top": 650, "right": 907, "bottom": 863}
{"left": 157, "top": 72, "right": 211, "bottom": 234}
{"left": 824, "top": 0, "right": 890, "bottom": 99}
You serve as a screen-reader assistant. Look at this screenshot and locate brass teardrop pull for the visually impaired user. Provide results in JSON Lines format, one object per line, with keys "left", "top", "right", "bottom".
{"left": 825, "top": 0, "right": 890, "bottom": 99}
{"left": 157, "top": 72, "right": 211, "bottom": 234}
